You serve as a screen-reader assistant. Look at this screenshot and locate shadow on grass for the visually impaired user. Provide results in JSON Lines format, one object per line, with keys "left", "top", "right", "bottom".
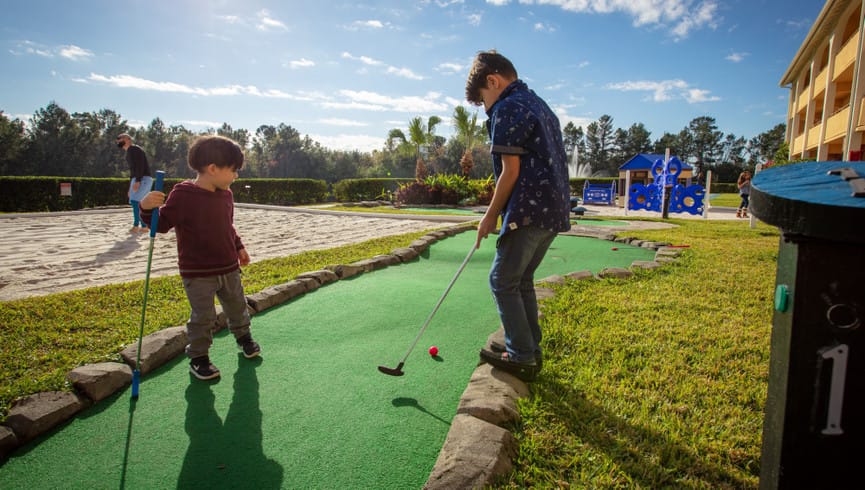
{"left": 392, "top": 397, "right": 451, "bottom": 427}
{"left": 531, "top": 377, "right": 753, "bottom": 488}
{"left": 178, "top": 355, "right": 283, "bottom": 489}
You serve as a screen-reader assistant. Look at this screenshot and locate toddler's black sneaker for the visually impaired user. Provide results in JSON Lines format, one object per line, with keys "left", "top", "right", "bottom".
{"left": 190, "top": 356, "right": 220, "bottom": 380}
{"left": 237, "top": 334, "right": 261, "bottom": 359}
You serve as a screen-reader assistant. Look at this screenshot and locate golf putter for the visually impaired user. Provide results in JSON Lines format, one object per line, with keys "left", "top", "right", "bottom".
{"left": 131, "top": 170, "right": 165, "bottom": 398}
{"left": 378, "top": 243, "right": 477, "bottom": 376}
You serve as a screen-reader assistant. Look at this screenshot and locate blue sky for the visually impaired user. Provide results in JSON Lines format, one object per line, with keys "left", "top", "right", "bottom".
{"left": 1, "top": 0, "right": 823, "bottom": 152}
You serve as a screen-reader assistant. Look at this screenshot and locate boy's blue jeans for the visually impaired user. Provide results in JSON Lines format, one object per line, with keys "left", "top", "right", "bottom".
{"left": 489, "top": 225, "right": 557, "bottom": 364}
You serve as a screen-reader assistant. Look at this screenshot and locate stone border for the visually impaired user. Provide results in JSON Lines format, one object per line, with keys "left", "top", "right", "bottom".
{"left": 423, "top": 236, "right": 686, "bottom": 489}
{"left": 0, "top": 224, "right": 686, "bottom": 489}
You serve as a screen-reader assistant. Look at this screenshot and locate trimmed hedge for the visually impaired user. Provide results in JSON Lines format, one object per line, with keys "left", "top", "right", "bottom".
{"left": 233, "top": 178, "right": 328, "bottom": 205}
{"left": 0, "top": 177, "right": 328, "bottom": 212}
{"left": 332, "top": 178, "right": 414, "bottom": 202}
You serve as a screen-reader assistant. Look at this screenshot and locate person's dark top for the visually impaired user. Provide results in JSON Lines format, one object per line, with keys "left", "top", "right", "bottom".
{"left": 486, "top": 79, "right": 571, "bottom": 237}
{"left": 140, "top": 181, "right": 245, "bottom": 278}
{"left": 126, "top": 145, "right": 151, "bottom": 182}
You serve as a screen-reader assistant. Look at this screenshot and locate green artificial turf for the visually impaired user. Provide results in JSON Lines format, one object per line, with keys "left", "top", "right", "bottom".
{"left": 0, "top": 232, "right": 654, "bottom": 489}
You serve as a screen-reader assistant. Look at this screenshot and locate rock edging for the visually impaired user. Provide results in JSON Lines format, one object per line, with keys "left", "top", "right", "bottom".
{"left": 423, "top": 239, "right": 686, "bottom": 489}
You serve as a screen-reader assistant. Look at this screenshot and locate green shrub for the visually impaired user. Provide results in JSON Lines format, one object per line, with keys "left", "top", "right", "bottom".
{"left": 332, "top": 178, "right": 413, "bottom": 202}
{"left": 395, "top": 181, "right": 432, "bottom": 204}
{"left": 0, "top": 177, "right": 327, "bottom": 212}
{"left": 233, "top": 178, "right": 328, "bottom": 205}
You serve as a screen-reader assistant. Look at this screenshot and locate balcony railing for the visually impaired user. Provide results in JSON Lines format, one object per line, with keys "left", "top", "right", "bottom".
{"left": 825, "top": 105, "right": 850, "bottom": 141}
{"left": 834, "top": 31, "right": 859, "bottom": 81}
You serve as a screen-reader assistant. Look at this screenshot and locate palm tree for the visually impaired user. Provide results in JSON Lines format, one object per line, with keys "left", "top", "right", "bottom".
{"left": 408, "top": 115, "right": 442, "bottom": 181}
{"left": 452, "top": 106, "right": 485, "bottom": 177}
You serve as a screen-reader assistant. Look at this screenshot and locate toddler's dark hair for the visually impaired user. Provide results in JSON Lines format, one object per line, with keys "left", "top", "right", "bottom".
{"left": 188, "top": 135, "right": 244, "bottom": 172}
{"left": 465, "top": 50, "right": 518, "bottom": 106}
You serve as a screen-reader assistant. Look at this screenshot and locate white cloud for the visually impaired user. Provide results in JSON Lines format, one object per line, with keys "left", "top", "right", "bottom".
{"left": 467, "top": 13, "right": 482, "bottom": 26}
{"left": 343, "top": 52, "right": 424, "bottom": 80}
{"left": 386, "top": 66, "right": 424, "bottom": 80}
{"left": 491, "top": 0, "right": 719, "bottom": 39}
{"left": 288, "top": 58, "right": 315, "bottom": 69}
{"left": 176, "top": 120, "right": 224, "bottom": 128}
{"left": 59, "top": 45, "right": 94, "bottom": 61}
{"left": 308, "top": 133, "right": 385, "bottom": 152}
{"left": 355, "top": 19, "right": 385, "bottom": 28}
{"left": 318, "top": 118, "right": 368, "bottom": 127}
{"left": 256, "top": 9, "right": 288, "bottom": 31}
{"left": 684, "top": 88, "right": 720, "bottom": 103}
{"left": 725, "top": 52, "right": 747, "bottom": 63}
{"left": 87, "top": 73, "right": 300, "bottom": 99}
{"left": 436, "top": 62, "right": 465, "bottom": 75}
{"left": 323, "top": 90, "right": 449, "bottom": 113}
{"left": 342, "top": 52, "right": 384, "bottom": 66}
{"left": 11, "top": 41, "right": 93, "bottom": 60}
{"left": 606, "top": 79, "right": 719, "bottom": 103}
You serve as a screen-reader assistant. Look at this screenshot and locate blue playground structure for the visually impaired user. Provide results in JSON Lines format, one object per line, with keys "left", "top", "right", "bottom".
{"left": 582, "top": 180, "right": 617, "bottom": 205}
{"left": 628, "top": 156, "right": 705, "bottom": 215}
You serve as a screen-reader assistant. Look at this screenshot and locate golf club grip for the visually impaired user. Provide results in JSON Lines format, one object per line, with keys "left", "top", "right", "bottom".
{"left": 148, "top": 171, "right": 165, "bottom": 238}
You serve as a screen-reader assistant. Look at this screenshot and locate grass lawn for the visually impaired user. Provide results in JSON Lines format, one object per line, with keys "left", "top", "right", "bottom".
{"left": 0, "top": 217, "right": 780, "bottom": 488}
{"left": 499, "top": 218, "right": 779, "bottom": 489}
{"left": 708, "top": 192, "right": 744, "bottom": 208}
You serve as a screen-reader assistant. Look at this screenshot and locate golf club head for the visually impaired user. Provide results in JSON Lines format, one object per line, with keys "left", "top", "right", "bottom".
{"left": 378, "top": 362, "right": 405, "bottom": 376}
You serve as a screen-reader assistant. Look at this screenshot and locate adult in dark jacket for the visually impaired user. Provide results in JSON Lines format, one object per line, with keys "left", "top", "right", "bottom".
{"left": 116, "top": 133, "right": 153, "bottom": 233}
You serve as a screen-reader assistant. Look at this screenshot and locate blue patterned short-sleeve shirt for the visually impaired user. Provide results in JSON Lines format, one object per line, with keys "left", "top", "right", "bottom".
{"left": 486, "top": 80, "right": 571, "bottom": 237}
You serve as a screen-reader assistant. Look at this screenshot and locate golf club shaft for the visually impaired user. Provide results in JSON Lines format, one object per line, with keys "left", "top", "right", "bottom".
{"left": 397, "top": 243, "right": 476, "bottom": 364}
{"left": 132, "top": 171, "right": 165, "bottom": 398}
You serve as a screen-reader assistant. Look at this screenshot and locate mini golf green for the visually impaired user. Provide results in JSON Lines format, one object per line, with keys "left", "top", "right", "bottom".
{"left": 0, "top": 232, "right": 655, "bottom": 489}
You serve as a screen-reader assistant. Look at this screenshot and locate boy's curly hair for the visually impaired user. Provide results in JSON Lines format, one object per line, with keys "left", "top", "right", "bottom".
{"left": 187, "top": 135, "right": 244, "bottom": 172}
{"left": 465, "top": 50, "right": 518, "bottom": 106}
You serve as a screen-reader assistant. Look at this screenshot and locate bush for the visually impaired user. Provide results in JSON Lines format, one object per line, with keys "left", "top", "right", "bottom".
{"left": 395, "top": 181, "right": 432, "bottom": 205}
{"left": 332, "top": 178, "right": 413, "bottom": 202}
{"left": 233, "top": 178, "right": 328, "bottom": 205}
{"left": 0, "top": 177, "right": 327, "bottom": 212}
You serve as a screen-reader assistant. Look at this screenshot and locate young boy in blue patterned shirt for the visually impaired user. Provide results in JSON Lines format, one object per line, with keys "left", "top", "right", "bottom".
{"left": 466, "top": 50, "right": 571, "bottom": 382}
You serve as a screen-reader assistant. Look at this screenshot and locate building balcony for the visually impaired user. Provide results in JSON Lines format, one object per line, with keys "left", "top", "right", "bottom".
{"left": 793, "top": 133, "right": 805, "bottom": 154}
{"left": 807, "top": 125, "right": 822, "bottom": 150}
{"left": 833, "top": 31, "right": 859, "bottom": 82}
{"left": 826, "top": 105, "right": 850, "bottom": 141}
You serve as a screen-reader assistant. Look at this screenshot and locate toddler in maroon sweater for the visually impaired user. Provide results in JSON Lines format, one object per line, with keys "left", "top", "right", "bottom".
{"left": 140, "top": 135, "right": 261, "bottom": 380}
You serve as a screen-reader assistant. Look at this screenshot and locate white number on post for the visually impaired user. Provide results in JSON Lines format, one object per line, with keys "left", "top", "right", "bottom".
{"left": 819, "top": 344, "right": 849, "bottom": 436}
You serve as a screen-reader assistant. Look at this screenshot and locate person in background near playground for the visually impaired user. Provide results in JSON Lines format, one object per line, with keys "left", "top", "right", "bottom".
{"left": 466, "top": 50, "right": 571, "bottom": 382}
{"left": 737, "top": 170, "right": 752, "bottom": 218}
{"left": 140, "top": 135, "right": 261, "bottom": 381}
{"left": 116, "top": 133, "right": 153, "bottom": 234}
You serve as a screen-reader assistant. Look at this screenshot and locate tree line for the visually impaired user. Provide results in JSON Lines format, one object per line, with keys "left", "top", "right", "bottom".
{"left": 1, "top": 101, "right": 785, "bottom": 183}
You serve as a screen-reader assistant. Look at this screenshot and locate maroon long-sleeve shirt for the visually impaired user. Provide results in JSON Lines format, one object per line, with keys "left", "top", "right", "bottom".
{"left": 140, "top": 181, "right": 245, "bottom": 278}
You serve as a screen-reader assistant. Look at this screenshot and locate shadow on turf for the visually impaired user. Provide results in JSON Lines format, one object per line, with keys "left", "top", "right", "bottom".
{"left": 391, "top": 397, "right": 451, "bottom": 426}
{"left": 178, "top": 355, "right": 284, "bottom": 489}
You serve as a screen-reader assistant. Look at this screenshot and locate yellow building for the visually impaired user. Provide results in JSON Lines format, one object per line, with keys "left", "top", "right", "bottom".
{"left": 781, "top": 0, "right": 865, "bottom": 161}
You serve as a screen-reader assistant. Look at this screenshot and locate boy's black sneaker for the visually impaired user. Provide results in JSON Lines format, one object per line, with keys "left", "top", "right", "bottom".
{"left": 479, "top": 348, "right": 538, "bottom": 382}
{"left": 189, "top": 356, "right": 220, "bottom": 380}
{"left": 237, "top": 334, "right": 261, "bottom": 359}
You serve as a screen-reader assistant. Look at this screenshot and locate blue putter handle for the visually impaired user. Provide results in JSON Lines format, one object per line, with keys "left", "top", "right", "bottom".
{"left": 148, "top": 171, "right": 165, "bottom": 238}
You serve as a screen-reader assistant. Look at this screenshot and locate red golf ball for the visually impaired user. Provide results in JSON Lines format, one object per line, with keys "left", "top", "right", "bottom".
{"left": 428, "top": 345, "right": 439, "bottom": 357}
